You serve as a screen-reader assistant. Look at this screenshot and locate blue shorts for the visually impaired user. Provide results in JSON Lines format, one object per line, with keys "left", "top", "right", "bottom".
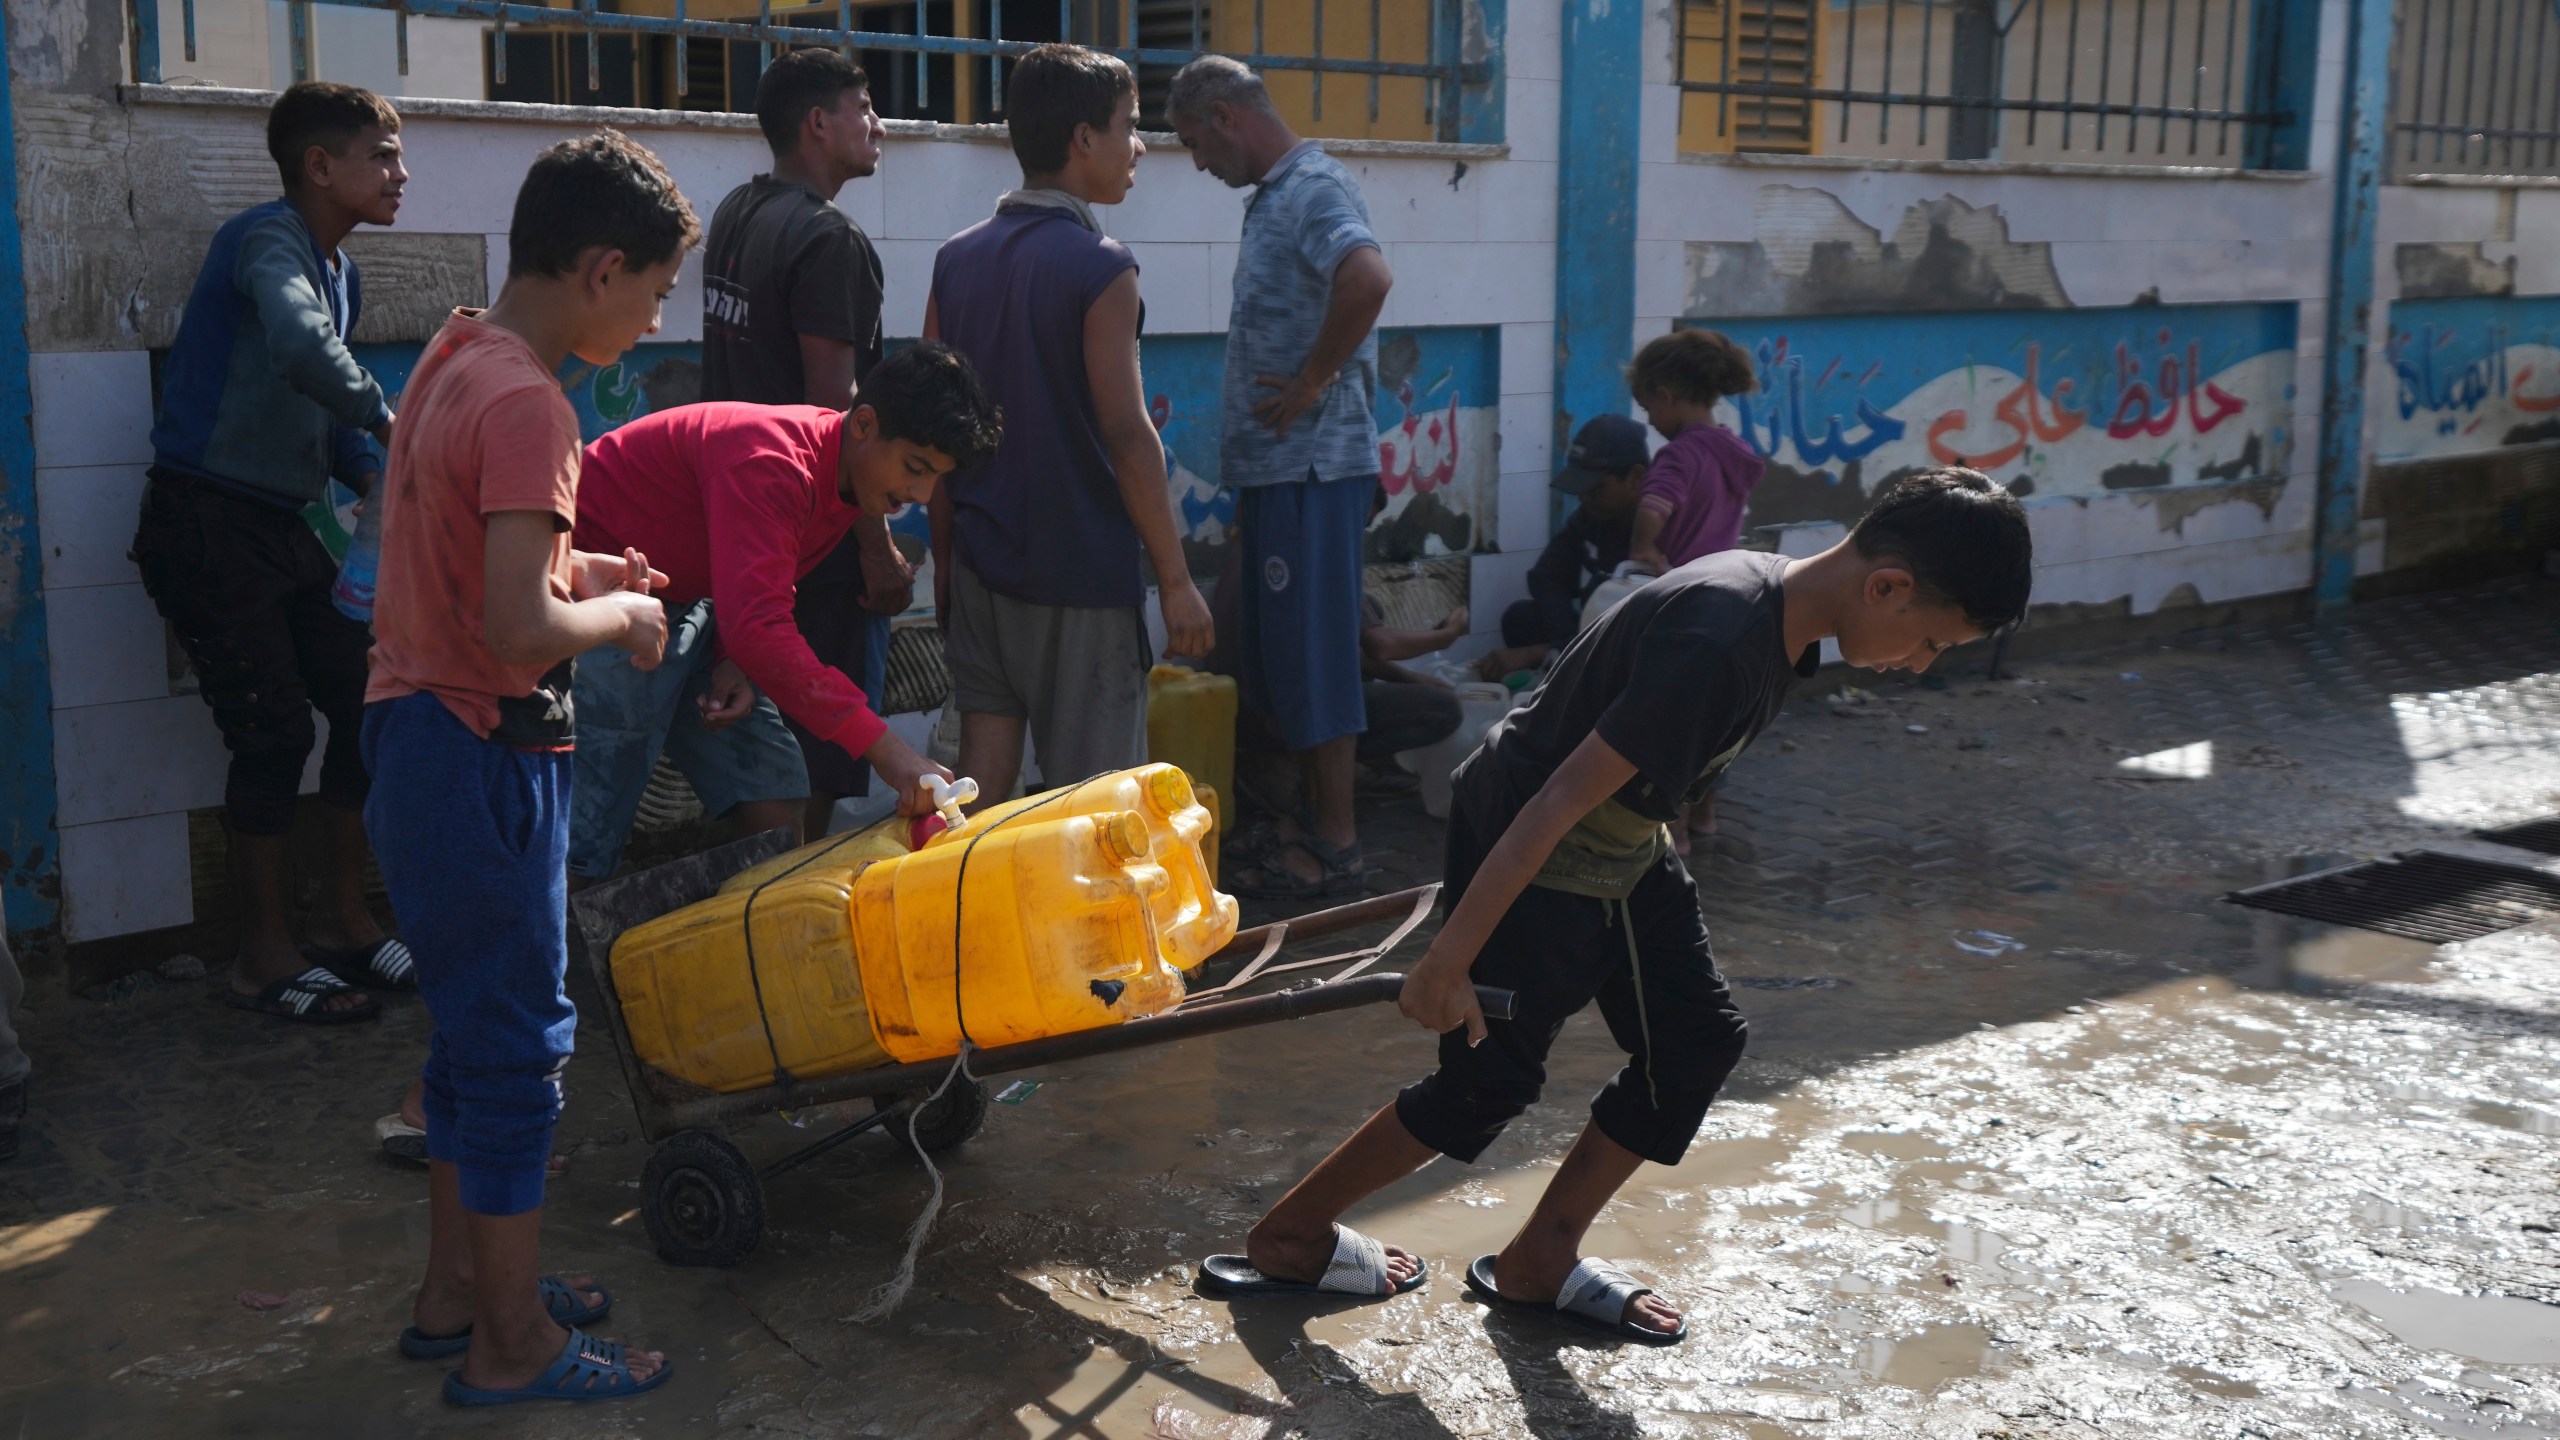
{"left": 568, "top": 596, "right": 809, "bottom": 880}
{"left": 362, "top": 691, "right": 575, "bottom": 1216}
{"left": 1239, "top": 474, "right": 1373, "bottom": 752}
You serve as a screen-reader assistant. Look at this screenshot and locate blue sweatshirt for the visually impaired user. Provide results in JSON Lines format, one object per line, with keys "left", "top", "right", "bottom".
{"left": 151, "top": 199, "right": 389, "bottom": 507}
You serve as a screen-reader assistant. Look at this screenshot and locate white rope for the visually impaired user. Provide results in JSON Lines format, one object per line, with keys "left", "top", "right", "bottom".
{"left": 843, "top": 1045, "right": 977, "bottom": 1324}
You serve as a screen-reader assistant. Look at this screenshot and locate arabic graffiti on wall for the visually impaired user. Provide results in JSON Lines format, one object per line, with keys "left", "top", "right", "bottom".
{"left": 2376, "top": 296, "right": 2560, "bottom": 463}
{"left": 1145, "top": 325, "right": 1501, "bottom": 564}
{"left": 1682, "top": 304, "right": 2298, "bottom": 528}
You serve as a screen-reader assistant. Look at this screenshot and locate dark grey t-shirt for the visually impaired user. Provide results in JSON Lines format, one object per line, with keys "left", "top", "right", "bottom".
{"left": 700, "top": 176, "right": 883, "bottom": 409}
{"left": 1454, "top": 551, "right": 1817, "bottom": 889}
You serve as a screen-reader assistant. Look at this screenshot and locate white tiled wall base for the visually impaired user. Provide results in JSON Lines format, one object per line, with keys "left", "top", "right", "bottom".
{"left": 58, "top": 812, "right": 194, "bottom": 943}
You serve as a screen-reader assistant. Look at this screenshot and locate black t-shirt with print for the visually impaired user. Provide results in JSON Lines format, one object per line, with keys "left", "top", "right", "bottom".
{"left": 700, "top": 175, "right": 884, "bottom": 409}
{"left": 1454, "top": 550, "right": 1818, "bottom": 831}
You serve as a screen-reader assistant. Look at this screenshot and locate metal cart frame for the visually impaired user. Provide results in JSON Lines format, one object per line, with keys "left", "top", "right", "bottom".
{"left": 568, "top": 830, "right": 1502, "bottom": 1266}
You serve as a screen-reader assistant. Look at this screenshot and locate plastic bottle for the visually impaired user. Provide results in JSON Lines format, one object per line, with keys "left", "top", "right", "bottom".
{"left": 1146, "top": 666, "right": 1236, "bottom": 870}
{"left": 1577, "top": 561, "right": 1649, "bottom": 635}
{"left": 331, "top": 498, "right": 382, "bottom": 623}
{"left": 1405, "top": 681, "right": 1518, "bottom": 820}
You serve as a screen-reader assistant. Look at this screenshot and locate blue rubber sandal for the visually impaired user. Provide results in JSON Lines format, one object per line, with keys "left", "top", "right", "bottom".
{"left": 399, "top": 1276, "right": 613, "bottom": 1359}
{"left": 441, "top": 1327, "right": 670, "bottom": 1406}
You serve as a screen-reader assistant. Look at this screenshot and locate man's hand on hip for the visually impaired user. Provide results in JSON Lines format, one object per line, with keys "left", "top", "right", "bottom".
{"left": 1251, "top": 369, "right": 1334, "bottom": 438}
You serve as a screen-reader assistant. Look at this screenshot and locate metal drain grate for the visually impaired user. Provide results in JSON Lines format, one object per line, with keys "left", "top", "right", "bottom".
{"left": 2477, "top": 818, "right": 2560, "bottom": 857}
{"left": 2225, "top": 853, "right": 2560, "bottom": 944}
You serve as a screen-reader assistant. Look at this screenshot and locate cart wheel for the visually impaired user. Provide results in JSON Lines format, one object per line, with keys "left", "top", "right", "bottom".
{"left": 873, "top": 1079, "right": 989, "bottom": 1154}
{"left": 641, "top": 1131, "right": 765, "bottom": 1268}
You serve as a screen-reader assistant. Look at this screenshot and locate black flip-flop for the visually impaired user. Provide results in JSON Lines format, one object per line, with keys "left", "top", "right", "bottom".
{"left": 1199, "top": 1225, "right": 1426, "bottom": 1298}
{"left": 1464, "top": 1254, "right": 1687, "bottom": 1346}
{"left": 302, "top": 937, "right": 417, "bottom": 991}
{"left": 226, "top": 967, "right": 380, "bottom": 1025}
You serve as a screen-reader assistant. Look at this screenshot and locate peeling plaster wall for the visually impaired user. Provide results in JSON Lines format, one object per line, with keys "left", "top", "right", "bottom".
{"left": 13, "top": 0, "right": 1568, "bottom": 942}
{"left": 1634, "top": 0, "right": 2355, "bottom": 629}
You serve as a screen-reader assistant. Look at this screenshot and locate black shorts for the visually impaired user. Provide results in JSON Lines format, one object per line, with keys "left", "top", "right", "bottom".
{"left": 130, "top": 468, "right": 371, "bottom": 835}
{"left": 785, "top": 542, "right": 888, "bottom": 799}
{"left": 1395, "top": 799, "right": 1748, "bottom": 1166}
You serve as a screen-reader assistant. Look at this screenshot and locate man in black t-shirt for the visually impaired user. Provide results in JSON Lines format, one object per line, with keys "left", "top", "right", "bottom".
{"left": 1199, "top": 469, "right": 2033, "bottom": 1345}
{"left": 702, "top": 46, "right": 904, "bottom": 837}
{"left": 1479, "top": 413, "right": 1647, "bottom": 680}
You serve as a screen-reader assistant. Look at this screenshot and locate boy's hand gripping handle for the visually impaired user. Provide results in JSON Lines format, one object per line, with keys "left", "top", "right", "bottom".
{"left": 907, "top": 775, "right": 980, "bottom": 850}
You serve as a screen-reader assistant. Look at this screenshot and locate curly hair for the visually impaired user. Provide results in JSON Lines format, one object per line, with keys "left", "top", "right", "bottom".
{"left": 1850, "top": 467, "right": 2035, "bottom": 633}
{"left": 1626, "top": 328, "right": 1756, "bottom": 406}
{"left": 861, "top": 341, "right": 1004, "bottom": 468}
{"left": 506, "top": 130, "right": 700, "bottom": 279}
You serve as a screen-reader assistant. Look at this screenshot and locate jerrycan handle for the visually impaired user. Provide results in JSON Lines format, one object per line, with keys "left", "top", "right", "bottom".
{"left": 907, "top": 774, "right": 981, "bottom": 851}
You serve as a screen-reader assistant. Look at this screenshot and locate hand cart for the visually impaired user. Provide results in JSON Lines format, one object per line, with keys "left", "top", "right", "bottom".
{"left": 568, "top": 829, "right": 1511, "bottom": 1267}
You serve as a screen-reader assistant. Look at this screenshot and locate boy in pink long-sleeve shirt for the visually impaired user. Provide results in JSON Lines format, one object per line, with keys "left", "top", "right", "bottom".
{"left": 1626, "top": 329, "right": 1763, "bottom": 576}
{"left": 564, "top": 342, "right": 1001, "bottom": 881}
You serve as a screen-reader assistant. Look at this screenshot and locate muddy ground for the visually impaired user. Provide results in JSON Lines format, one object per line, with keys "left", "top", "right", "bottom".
{"left": 7, "top": 580, "right": 2560, "bottom": 1438}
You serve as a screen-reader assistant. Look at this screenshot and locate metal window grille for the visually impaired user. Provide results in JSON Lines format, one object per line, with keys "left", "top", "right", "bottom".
{"left": 2390, "top": 0, "right": 2560, "bottom": 178}
{"left": 130, "top": 0, "right": 1487, "bottom": 139}
{"left": 1676, "top": 0, "right": 2295, "bottom": 162}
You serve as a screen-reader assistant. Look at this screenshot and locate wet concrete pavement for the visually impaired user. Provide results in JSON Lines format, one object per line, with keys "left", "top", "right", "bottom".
{"left": 9, "top": 578, "right": 2560, "bottom": 1437}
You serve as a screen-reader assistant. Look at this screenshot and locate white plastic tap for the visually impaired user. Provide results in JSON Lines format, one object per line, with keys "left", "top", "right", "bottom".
{"left": 920, "top": 774, "right": 979, "bottom": 831}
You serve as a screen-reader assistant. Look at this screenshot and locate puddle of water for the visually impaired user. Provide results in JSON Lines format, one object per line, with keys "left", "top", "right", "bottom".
{"left": 2282, "top": 929, "right": 2443, "bottom": 988}
{"left": 2171, "top": 1363, "right": 2262, "bottom": 1398}
{"left": 1857, "top": 1323, "right": 1991, "bottom": 1391}
{"left": 1836, "top": 1201, "right": 2031, "bottom": 1281}
{"left": 2470, "top": 1102, "right": 2560, "bottom": 1136}
{"left": 2357, "top": 1199, "right": 2439, "bottom": 1230}
{"left": 2335, "top": 1282, "right": 2560, "bottom": 1365}
{"left": 1841, "top": 1131, "right": 1947, "bottom": 1161}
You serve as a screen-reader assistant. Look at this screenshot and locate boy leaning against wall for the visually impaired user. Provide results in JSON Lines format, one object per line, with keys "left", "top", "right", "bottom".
{"left": 136, "top": 81, "right": 408, "bottom": 1022}
{"left": 362, "top": 131, "right": 695, "bottom": 1406}
{"left": 1203, "top": 470, "right": 2030, "bottom": 1345}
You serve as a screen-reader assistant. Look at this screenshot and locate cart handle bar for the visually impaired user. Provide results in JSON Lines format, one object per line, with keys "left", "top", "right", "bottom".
{"left": 655, "top": 975, "right": 1515, "bottom": 1134}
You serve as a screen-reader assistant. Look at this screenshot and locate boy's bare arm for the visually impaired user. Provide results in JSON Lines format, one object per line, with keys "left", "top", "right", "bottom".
{"left": 484, "top": 511, "right": 667, "bottom": 672}
{"left": 1399, "top": 730, "right": 1640, "bottom": 1043}
{"left": 1086, "top": 270, "right": 1213, "bottom": 658}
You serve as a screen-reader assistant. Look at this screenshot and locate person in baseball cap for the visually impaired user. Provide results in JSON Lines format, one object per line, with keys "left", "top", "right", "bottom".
{"left": 1477, "top": 415, "right": 1652, "bottom": 682}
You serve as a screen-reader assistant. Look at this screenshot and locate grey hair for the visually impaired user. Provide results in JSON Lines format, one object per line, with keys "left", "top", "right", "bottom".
{"left": 1166, "top": 53, "right": 1276, "bottom": 122}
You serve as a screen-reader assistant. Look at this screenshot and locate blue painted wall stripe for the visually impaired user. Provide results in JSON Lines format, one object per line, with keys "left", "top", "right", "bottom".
{"left": 0, "top": 0, "right": 60, "bottom": 934}
{"left": 2312, "top": 0, "right": 2393, "bottom": 611}
{"left": 2243, "top": 0, "right": 2321, "bottom": 169}
{"left": 1551, "top": 0, "right": 1644, "bottom": 528}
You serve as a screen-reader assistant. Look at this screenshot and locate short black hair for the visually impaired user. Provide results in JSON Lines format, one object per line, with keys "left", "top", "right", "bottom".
{"left": 861, "top": 341, "right": 1003, "bottom": 468}
{"left": 267, "top": 81, "right": 399, "bottom": 193}
{"left": 1850, "top": 467, "right": 2035, "bottom": 633}
{"left": 755, "top": 47, "right": 870, "bottom": 155}
{"left": 1627, "top": 329, "right": 1756, "bottom": 406}
{"left": 1005, "top": 44, "right": 1135, "bottom": 176}
{"left": 506, "top": 130, "right": 700, "bottom": 280}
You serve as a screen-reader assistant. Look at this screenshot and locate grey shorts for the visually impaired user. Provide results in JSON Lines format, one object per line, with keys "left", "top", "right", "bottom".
{"left": 943, "top": 559, "right": 1151, "bottom": 787}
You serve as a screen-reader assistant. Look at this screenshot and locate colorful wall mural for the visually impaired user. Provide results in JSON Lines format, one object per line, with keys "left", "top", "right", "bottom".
{"left": 1144, "top": 325, "right": 1502, "bottom": 566}
{"left": 2376, "top": 296, "right": 2560, "bottom": 464}
{"left": 1681, "top": 304, "right": 2299, "bottom": 529}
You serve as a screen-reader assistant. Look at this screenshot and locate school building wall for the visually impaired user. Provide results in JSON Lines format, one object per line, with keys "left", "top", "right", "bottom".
{"left": 4, "top": 0, "right": 2557, "bottom": 955}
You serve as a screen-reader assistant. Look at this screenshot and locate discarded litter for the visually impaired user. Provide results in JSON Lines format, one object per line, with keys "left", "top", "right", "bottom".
{"left": 1906, "top": 724, "right": 1930, "bottom": 735}
{"left": 995, "top": 1080, "right": 1043, "bottom": 1106}
{"left": 1954, "top": 930, "right": 2027, "bottom": 957}
{"left": 2119, "top": 672, "right": 2142, "bottom": 681}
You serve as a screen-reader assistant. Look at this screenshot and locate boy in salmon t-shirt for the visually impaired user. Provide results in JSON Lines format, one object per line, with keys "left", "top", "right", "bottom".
{"left": 362, "top": 131, "right": 696, "bottom": 1407}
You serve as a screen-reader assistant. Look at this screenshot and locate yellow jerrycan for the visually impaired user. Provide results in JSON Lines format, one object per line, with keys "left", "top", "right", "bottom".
{"left": 608, "top": 765, "right": 1235, "bottom": 1090}
{"left": 1147, "top": 665, "right": 1236, "bottom": 874}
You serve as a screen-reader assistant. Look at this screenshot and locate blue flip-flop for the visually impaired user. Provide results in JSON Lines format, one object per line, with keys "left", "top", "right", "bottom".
{"left": 398, "top": 1276, "right": 612, "bottom": 1359}
{"left": 441, "top": 1327, "right": 670, "bottom": 1406}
